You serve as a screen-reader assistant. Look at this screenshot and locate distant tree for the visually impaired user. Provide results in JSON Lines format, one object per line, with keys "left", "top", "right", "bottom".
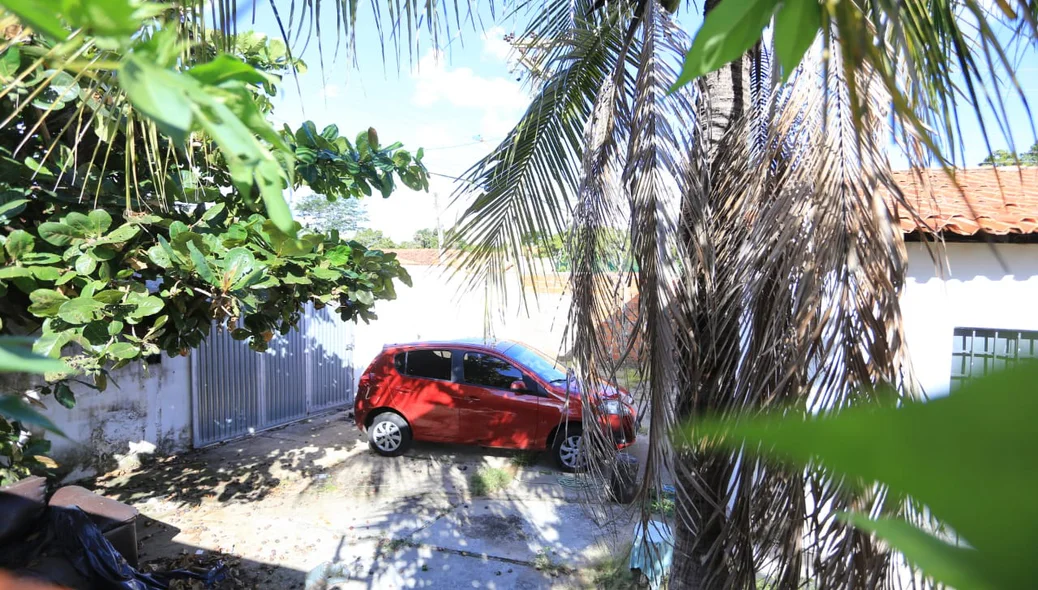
{"left": 294, "top": 194, "right": 369, "bottom": 232}
{"left": 353, "top": 228, "right": 397, "bottom": 249}
{"left": 410, "top": 228, "right": 440, "bottom": 249}
{"left": 979, "top": 142, "right": 1038, "bottom": 166}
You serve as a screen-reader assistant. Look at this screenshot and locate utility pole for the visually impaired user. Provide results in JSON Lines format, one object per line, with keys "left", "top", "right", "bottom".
{"left": 433, "top": 191, "right": 444, "bottom": 263}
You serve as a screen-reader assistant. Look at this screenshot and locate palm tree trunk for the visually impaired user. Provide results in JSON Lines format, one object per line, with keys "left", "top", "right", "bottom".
{"left": 670, "top": 0, "right": 754, "bottom": 587}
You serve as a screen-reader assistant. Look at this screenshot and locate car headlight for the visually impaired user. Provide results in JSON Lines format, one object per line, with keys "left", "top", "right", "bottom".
{"left": 599, "top": 400, "right": 621, "bottom": 415}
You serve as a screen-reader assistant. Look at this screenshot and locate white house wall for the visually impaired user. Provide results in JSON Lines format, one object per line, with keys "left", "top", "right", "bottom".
{"left": 353, "top": 265, "right": 572, "bottom": 387}
{"left": 901, "top": 242, "right": 1038, "bottom": 396}
{"left": 15, "top": 355, "right": 193, "bottom": 480}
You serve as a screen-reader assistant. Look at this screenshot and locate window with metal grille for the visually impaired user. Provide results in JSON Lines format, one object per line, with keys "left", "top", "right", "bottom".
{"left": 950, "top": 327, "right": 1038, "bottom": 391}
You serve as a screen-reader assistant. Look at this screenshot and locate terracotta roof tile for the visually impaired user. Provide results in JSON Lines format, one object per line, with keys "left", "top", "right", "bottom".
{"left": 889, "top": 167, "right": 1038, "bottom": 235}
{"left": 383, "top": 248, "right": 445, "bottom": 266}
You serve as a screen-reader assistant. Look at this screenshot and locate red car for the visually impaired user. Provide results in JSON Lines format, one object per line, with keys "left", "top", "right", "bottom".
{"left": 354, "top": 339, "right": 637, "bottom": 471}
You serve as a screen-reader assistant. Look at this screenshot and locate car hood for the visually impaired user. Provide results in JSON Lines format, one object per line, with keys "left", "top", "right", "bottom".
{"left": 550, "top": 377, "right": 629, "bottom": 403}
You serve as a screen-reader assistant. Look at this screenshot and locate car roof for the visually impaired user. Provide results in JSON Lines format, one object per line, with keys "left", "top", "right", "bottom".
{"left": 384, "top": 338, "right": 520, "bottom": 354}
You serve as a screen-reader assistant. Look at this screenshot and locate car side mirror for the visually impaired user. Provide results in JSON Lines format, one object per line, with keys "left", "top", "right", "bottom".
{"left": 510, "top": 380, "right": 528, "bottom": 393}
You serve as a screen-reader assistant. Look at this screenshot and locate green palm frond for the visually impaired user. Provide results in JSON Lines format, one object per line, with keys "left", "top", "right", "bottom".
{"left": 445, "top": 2, "right": 635, "bottom": 299}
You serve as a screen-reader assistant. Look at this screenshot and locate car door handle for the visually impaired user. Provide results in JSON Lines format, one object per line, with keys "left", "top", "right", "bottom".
{"left": 464, "top": 396, "right": 480, "bottom": 402}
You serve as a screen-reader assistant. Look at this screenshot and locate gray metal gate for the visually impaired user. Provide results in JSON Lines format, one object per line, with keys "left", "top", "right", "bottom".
{"left": 191, "top": 304, "right": 354, "bottom": 447}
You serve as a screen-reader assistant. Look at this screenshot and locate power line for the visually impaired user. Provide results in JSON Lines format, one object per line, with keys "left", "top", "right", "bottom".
{"left": 420, "top": 137, "right": 500, "bottom": 151}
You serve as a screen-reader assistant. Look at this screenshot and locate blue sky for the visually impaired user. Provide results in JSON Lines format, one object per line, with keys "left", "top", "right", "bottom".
{"left": 242, "top": 3, "right": 539, "bottom": 241}
{"left": 239, "top": 3, "right": 1038, "bottom": 242}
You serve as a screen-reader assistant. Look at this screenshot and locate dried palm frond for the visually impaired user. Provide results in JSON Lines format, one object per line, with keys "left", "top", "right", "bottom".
{"left": 667, "top": 39, "right": 930, "bottom": 589}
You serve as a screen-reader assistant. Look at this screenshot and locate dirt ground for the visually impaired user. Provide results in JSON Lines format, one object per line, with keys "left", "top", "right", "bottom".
{"left": 89, "top": 411, "right": 648, "bottom": 589}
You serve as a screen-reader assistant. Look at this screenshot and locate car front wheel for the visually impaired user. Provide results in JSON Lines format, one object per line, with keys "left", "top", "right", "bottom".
{"left": 552, "top": 425, "right": 585, "bottom": 472}
{"left": 368, "top": 412, "right": 412, "bottom": 457}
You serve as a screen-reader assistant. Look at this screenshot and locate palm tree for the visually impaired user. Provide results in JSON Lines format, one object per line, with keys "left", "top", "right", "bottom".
{"left": 444, "top": 0, "right": 1035, "bottom": 587}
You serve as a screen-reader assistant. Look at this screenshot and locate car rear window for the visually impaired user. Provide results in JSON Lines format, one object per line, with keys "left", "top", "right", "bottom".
{"left": 395, "top": 349, "right": 452, "bottom": 381}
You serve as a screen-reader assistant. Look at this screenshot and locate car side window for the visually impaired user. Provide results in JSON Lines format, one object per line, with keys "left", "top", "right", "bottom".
{"left": 395, "top": 349, "right": 452, "bottom": 381}
{"left": 462, "top": 352, "right": 524, "bottom": 390}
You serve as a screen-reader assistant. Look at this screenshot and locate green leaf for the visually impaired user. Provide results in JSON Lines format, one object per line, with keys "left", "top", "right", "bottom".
{"left": 19, "top": 252, "right": 62, "bottom": 264}
{"left": 83, "top": 321, "right": 112, "bottom": 346}
{"left": 64, "top": 212, "right": 103, "bottom": 238}
{"left": 119, "top": 56, "right": 194, "bottom": 145}
{"left": 352, "top": 289, "right": 375, "bottom": 306}
{"left": 187, "top": 54, "right": 269, "bottom": 86}
{"left": 86, "top": 247, "right": 117, "bottom": 262}
{"left": 221, "top": 223, "right": 248, "bottom": 246}
{"left": 129, "top": 295, "right": 163, "bottom": 318}
{"left": 260, "top": 221, "right": 314, "bottom": 256}
{"left": 839, "top": 514, "right": 992, "bottom": 589}
{"left": 53, "top": 382, "right": 75, "bottom": 409}
{"left": 218, "top": 247, "right": 255, "bottom": 291}
{"left": 774, "top": 0, "right": 822, "bottom": 82}
{"left": 311, "top": 267, "right": 341, "bottom": 281}
{"left": 28, "top": 266, "right": 61, "bottom": 281}
{"left": 32, "top": 70, "right": 80, "bottom": 110}
{"left": 0, "top": 338, "right": 69, "bottom": 373}
{"left": 96, "top": 223, "right": 140, "bottom": 245}
{"left": 171, "top": 231, "right": 209, "bottom": 258}
{"left": 38, "top": 222, "right": 78, "bottom": 246}
{"left": 670, "top": 0, "right": 779, "bottom": 92}
{"left": 147, "top": 244, "right": 172, "bottom": 268}
{"left": 28, "top": 289, "right": 69, "bottom": 318}
{"left": 87, "top": 209, "right": 113, "bottom": 234}
{"left": 168, "top": 220, "right": 189, "bottom": 238}
{"left": 680, "top": 361, "right": 1038, "bottom": 586}
{"left": 0, "top": 197, "right": 29, "bottom": 223}
{"left": 0, "top": 47, "right": 21, "bottom": 81}
{"left": 57, "top": 296, "right": 106, "bottom": 324}
{"left": 75, "top": 254, "right": 97, "bottom": 275}
{"left": 188, "top": 241, "right": 216, "bottom": 285}
{"left": 282, "top": 273, "right": 311, "bottom": 285}
{"left": 0, "top": 1, "right": 69, "bottom": 42}
{"left": 32, "top": 330, "right": 71, "bottom": 359}
{"left": 0, "top": 395, "right": 65, "bottom": 436}
{"left": 201, "top": 202, "right": 226, "bottom": 222}
{"left": 106, "top": 341, "right": 139, "bottom": 360}
{"left": 0, "top": 266, "right": 31, "bottom": 279}
{"left": 93, "top": 290, "right": 125, "bottom": 304}
{"left": 4, "top": 229, "right": 34, "bottom": 260}
{"left": 61, "top": 0, "right": 160, "bottom": 38}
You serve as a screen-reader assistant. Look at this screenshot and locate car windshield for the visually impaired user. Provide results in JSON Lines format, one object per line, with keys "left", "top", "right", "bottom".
{"left": 501, "top": 343, "right": 567, "bottom": 383}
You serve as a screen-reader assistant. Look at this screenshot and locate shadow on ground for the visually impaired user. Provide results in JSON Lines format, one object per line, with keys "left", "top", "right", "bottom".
{"left": 77, "top": 411, "right": 646, "bottom": 589}
{"left": 136, "top": 514, "right": 307, "bottom": 589}
{"left": 92, "top": 413, "right": 361, "bottom": 507}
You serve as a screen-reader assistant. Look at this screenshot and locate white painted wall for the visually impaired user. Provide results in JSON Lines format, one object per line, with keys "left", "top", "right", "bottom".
{"left": 356, "top": 244, "right": 1038, "bottom": 400}
{"left": 353, "top": 265, "right": 573, "bottom": 387}
{"left": 7, "top": 355, "right": 193, "bottom": 478}
{"left": 901, "top": 242, "right": 1038, "bottom": 396}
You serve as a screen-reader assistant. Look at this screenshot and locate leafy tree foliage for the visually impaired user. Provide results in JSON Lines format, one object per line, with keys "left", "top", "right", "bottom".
{"left": 353, "top": 229, "right": 397, "bottom": 249}
{"left": 979, "top": 142, "right": 1038, "bottom": 166}
{"left": 294, "top": 194, "right": 369, "bottom": 233}
{"left": 0, "top": 11, "right": 427, "bottom": 482}
{"left": 398, "top": 228, "right": 439, "bottom": 249}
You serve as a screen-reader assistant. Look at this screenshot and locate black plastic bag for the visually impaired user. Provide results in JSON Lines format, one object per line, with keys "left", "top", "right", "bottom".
{"left": 12, "top": 506, "right": 225, "bottom": 590}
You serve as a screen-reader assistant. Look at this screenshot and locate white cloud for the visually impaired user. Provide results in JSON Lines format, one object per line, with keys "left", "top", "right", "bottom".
{"left": 481, "top": 26, "right": 513, "bottom": 62}
{"left": 319, "top": 84, "right": 341, "bottom": 99}
{"left": 412, "top": 50, "right": 528, "bottom": 113}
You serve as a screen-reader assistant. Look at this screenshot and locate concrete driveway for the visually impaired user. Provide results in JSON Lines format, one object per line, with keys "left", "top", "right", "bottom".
{"left": 90, "top": 410, "right": 645, "bottom": 589}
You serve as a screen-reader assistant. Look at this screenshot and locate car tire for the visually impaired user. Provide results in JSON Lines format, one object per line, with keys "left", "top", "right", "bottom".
{"left": 552, "top": 424, "right": 584, "bottom": 473}
{"left": 368, "top": 412, "right": 412, "bottom": 457}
